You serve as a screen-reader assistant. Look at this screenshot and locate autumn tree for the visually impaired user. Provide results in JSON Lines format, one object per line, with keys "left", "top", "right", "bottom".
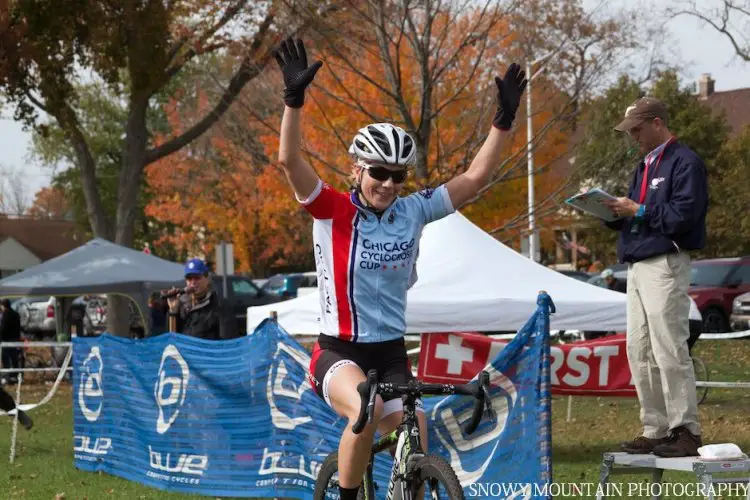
{"left": 266, "top": 0, "right": 654, "bottom": 252}
{"left": 145, "top": 86, "right": 315, "bottom": 275}
{"left": 27, "top": 185, "right": 69, "bottom": 219}
{"left": 0, "top": 0, "right": 278, "bottom": 334}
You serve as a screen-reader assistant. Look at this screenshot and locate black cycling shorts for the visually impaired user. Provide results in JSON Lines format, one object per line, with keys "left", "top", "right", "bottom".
{"left": 308, "top": 334, "right": 422, "bottom": 416}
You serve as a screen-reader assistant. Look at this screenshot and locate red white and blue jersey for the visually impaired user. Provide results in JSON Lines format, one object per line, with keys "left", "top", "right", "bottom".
{"left": 298, "top": 179, "right": 454, "bottom": 343}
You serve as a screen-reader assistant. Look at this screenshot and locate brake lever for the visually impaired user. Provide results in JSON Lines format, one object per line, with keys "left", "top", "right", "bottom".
{"left": 366, "top": 370, "right": 378, "bottom": 425}
{"left": 367, "top": 383, "right": 377, "bottom": 424}
{"left": 480, "top": 372, "right": 495, "bottom": 419}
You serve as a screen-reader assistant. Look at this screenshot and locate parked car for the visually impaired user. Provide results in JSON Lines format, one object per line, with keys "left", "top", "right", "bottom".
{"left": 261, "top": 272, "right": 318, "bottom": 299}
{"left": 10, "top": 296, "right": 55, "bottom": 338}
{"left": 557, "top": 270, "right": 592, "bottom": 282}
{"left": 210, "top": 275, "right": 287, "bottom": 336}
{"left": 689, "top": 257, "right": 750, "bottom": 333}
{"left": 730, "top": 291, "right": 750, "bottom": 332}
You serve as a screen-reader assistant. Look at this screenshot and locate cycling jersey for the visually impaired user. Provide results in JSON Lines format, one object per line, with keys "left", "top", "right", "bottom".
{"left": 298, "top": 179, "right": 454, "bottom": 343}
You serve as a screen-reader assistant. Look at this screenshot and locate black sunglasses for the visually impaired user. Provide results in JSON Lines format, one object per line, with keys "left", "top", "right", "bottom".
{"left": 365, "top": 166, "right": 408, "bottom": 183}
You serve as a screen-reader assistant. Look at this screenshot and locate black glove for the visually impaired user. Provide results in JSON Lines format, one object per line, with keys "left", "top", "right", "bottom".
{"left": 273, "top": 37, "right": 323, "bottom": 108}
{"left": 492, "top": 63, "right": 528, "bottom": 130}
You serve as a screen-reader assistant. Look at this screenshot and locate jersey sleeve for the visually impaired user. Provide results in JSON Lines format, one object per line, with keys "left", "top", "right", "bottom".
{"left": 402, "top": 184, "right": 455, "bottom": 225}
{"left": 296, "top": 179, "right": 350, "bottom": 220}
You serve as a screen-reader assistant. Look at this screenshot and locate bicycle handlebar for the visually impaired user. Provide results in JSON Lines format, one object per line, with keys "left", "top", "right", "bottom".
{"left": 351, "top": 369, "right": 494, "bottom": 435}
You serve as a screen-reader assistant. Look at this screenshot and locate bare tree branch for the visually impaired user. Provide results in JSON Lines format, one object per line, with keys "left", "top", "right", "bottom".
{"left": 145, "top": 11, "right": 275, "bottom": 165}
{"left": 165, "top": 0, "right": 251, "bottom": 79}
{"left": 671, "top": 0, "right": 750, "bottom": 61}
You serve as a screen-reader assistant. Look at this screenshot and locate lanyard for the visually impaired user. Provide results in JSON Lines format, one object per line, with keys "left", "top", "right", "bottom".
{"left": 638, "top": 136, "right": 676, "bottom": 204}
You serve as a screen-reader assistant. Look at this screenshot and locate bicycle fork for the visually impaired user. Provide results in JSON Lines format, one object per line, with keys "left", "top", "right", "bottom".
{"left": 388, "top": 429, "right": 426, "bottom": 500}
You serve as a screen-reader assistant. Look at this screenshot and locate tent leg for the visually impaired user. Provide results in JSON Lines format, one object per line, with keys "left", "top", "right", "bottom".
{"left": 566, "top": 395, "right": 573, "bottom": 423}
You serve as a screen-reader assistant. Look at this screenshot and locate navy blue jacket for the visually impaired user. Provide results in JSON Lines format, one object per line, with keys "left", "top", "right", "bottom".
{"left": 605, "top": 141, "right": 708, "bottom": 263}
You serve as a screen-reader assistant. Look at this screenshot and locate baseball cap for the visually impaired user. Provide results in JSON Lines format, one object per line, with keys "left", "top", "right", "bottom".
{"left": 600, "top": 269, "right": 614, "bottom": 279}
{"left": 184, "top": 258, "right": 209, "bottom": 277}
{"left": 614, "top": 97, "right": 668, "bottom": 132}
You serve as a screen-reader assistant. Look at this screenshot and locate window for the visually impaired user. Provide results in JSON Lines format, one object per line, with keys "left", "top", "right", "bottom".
{"left": 690, "top": 263, "right": 736, "bottom": 287}
{"left": 728, "top": 263, "right": 750, "bottom": 285}
{"left": 232, "top": 279, "right": 260, "bottom": 297}
{"left": 301, "top": 275, "right": 317, "bottom": 287}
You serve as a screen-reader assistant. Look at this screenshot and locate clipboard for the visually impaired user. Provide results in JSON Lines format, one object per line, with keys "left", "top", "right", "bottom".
{"left": 565, "top": 188, "right": 622, "bottom": 222}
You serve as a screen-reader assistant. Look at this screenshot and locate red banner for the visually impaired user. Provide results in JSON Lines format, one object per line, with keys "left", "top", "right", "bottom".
{"left": 418, "top": 332, "right": 636, "bottom": 397}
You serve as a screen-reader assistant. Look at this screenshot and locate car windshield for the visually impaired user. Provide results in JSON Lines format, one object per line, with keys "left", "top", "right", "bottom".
{"left": 262, "top": 274, "right": 286, "bottom": 291}
{"left": 690, "top": 263, "right": 735, "bottom": 287}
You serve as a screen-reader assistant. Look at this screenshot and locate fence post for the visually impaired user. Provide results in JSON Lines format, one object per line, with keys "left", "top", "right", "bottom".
{"left": 9, "top": 373, "right": 23, "bottom": 464}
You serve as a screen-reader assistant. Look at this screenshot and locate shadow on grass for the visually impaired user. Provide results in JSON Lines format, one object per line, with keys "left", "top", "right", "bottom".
{"left": 554, "top": 442, "right": 621, "bottom": 464}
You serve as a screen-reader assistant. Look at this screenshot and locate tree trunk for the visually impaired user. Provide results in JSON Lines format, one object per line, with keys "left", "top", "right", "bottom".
{"left": 55, "top": 104, "right": 112, "bottom": 239}
{"left": 107, "top": 94, "right": 151, "bottom": 337}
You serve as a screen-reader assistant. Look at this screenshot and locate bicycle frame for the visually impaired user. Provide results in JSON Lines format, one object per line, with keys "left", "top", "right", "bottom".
{"left": 361, "top": 394, "right": 424, "bottom": 500}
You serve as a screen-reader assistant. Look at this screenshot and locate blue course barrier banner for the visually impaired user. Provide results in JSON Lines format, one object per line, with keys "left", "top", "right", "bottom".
{"left": 73, "top": 293, "right": 554, "bottom": 498}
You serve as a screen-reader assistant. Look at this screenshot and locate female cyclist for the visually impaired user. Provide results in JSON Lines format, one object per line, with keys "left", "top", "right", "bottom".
{"left": 273, "top": 37, "right": 527, "bottom": 499}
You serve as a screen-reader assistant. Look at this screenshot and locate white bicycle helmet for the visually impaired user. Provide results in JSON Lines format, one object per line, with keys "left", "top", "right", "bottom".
{"left": 348, "top": 123, "right": 417, "bottom": 166}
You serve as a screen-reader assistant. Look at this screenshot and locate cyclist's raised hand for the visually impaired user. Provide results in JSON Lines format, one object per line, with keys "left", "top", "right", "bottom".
{"left": 492, "top": 63, "right": 528, "bottom": 130}
{"left": 273, "top": 37, "right": 323, "bottom": 108}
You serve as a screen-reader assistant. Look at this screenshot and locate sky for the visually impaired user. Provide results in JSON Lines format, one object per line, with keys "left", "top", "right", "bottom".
{"left": 1, "top": 0, "right": 748, "bottom": 202}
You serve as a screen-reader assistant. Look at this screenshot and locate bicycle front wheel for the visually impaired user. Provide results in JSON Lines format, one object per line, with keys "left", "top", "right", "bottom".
{"left": 411, "top": 455, "right": 465, "bottom": 500}
{"left": 313, "top": 452, "right": 365, "bottom": 500}
{"left": 692, "top": 356, "right": 709, "bottom": 405}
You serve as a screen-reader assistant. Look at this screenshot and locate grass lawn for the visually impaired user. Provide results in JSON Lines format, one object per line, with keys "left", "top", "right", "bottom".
{"left": 2, "top": 338, "right": 750, "bottom": 499}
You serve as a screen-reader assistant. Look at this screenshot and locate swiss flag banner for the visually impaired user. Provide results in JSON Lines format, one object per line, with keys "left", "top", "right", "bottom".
{"left": 418, "top": 332, "right": 637, "bottom": 397}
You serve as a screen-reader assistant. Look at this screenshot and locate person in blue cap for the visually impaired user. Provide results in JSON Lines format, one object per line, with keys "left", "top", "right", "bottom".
{"left": 163, "top": 258, "right": 228, "bottom": 340}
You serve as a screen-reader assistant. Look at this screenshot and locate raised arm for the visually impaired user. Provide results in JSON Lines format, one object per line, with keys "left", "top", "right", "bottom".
{"left": 446, "top": 63, "right": 527, "bottom": 208}
{"left": 274, "top": 38, "right": 324, "bottom": 200}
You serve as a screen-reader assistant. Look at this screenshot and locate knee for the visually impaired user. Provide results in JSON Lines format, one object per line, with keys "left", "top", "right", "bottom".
{"left": 345, "top": 396, "right": 384, "bottom": 436}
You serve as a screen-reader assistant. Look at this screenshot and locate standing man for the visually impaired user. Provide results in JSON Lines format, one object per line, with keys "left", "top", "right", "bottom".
{"left": 164, "top": 258, "right": 230, "bottom": 340}
{"left": 603, "top": 97, "right": 708, "bottom": 457}
{"left": 0, "top": 299, "right": 22, "bottom": 384}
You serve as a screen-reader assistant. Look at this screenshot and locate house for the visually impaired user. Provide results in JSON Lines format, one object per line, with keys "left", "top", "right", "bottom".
{"left": 696, "top": 73, "right": 750, "bottom": 137}
{"left": 0, "top": 216, "right": 86, "bottom": 278}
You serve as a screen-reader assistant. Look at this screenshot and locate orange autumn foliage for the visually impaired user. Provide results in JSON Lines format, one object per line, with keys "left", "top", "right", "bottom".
{"left": 145, "top": 94, "right": 313, "bottom": 275}
{"left": 27, "top": 185, "right": 70, "bottom": 219}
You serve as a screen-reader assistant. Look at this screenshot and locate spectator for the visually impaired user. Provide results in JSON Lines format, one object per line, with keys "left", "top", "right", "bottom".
{"left": 163, "top": 258, "right": 230, "bottom": 340}
{"left": 0, "top": 386, "right": 33, "bottom": 430}
{"left": 588, "top": 260, "right": 605, "bottom": 273}
{"left": 148, "top": 291, "right": 168, "bottom": 336}
{"left": 601, "top": 269, "right": 627, "bottom": 293}
{"left": 603, "top": 97, "right": 708, "bottom": 457}
{"left": 0, "top": 298, "right": 22, "bottom": 384}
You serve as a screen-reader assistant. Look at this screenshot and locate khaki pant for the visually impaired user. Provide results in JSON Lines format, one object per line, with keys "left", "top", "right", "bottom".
{"left": 627, "top": 252, "right": 701, "bottom": 438}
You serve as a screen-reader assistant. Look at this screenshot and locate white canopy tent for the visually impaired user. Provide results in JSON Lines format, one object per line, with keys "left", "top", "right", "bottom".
{"left": 247, "top": 212, "right": 628, "bottom": 335}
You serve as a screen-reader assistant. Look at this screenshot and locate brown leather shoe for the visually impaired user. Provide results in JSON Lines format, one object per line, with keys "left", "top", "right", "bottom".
{"left": 652, "top": 426, "right": 702, "bottom": 457}
{"left": 620, "top": 435, "right": 670, "bottom": 454}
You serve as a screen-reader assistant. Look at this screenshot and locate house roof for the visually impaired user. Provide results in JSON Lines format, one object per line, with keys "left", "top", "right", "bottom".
{"left": 0, "top": 216, "right": 86, "bottom": 261}
{"left": 700, "top": 87, "right": 750, "bottom": 136}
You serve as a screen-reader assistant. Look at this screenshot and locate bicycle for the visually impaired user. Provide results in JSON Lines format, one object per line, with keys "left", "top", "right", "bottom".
{"left": 687, "top": 332, "right": 709, "bottom": 405}
{"left": 692, "top": 355, "right": 709, "bottom": 405}
{"left": 313, "top": 369, "right": 494, "bottom": 500}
